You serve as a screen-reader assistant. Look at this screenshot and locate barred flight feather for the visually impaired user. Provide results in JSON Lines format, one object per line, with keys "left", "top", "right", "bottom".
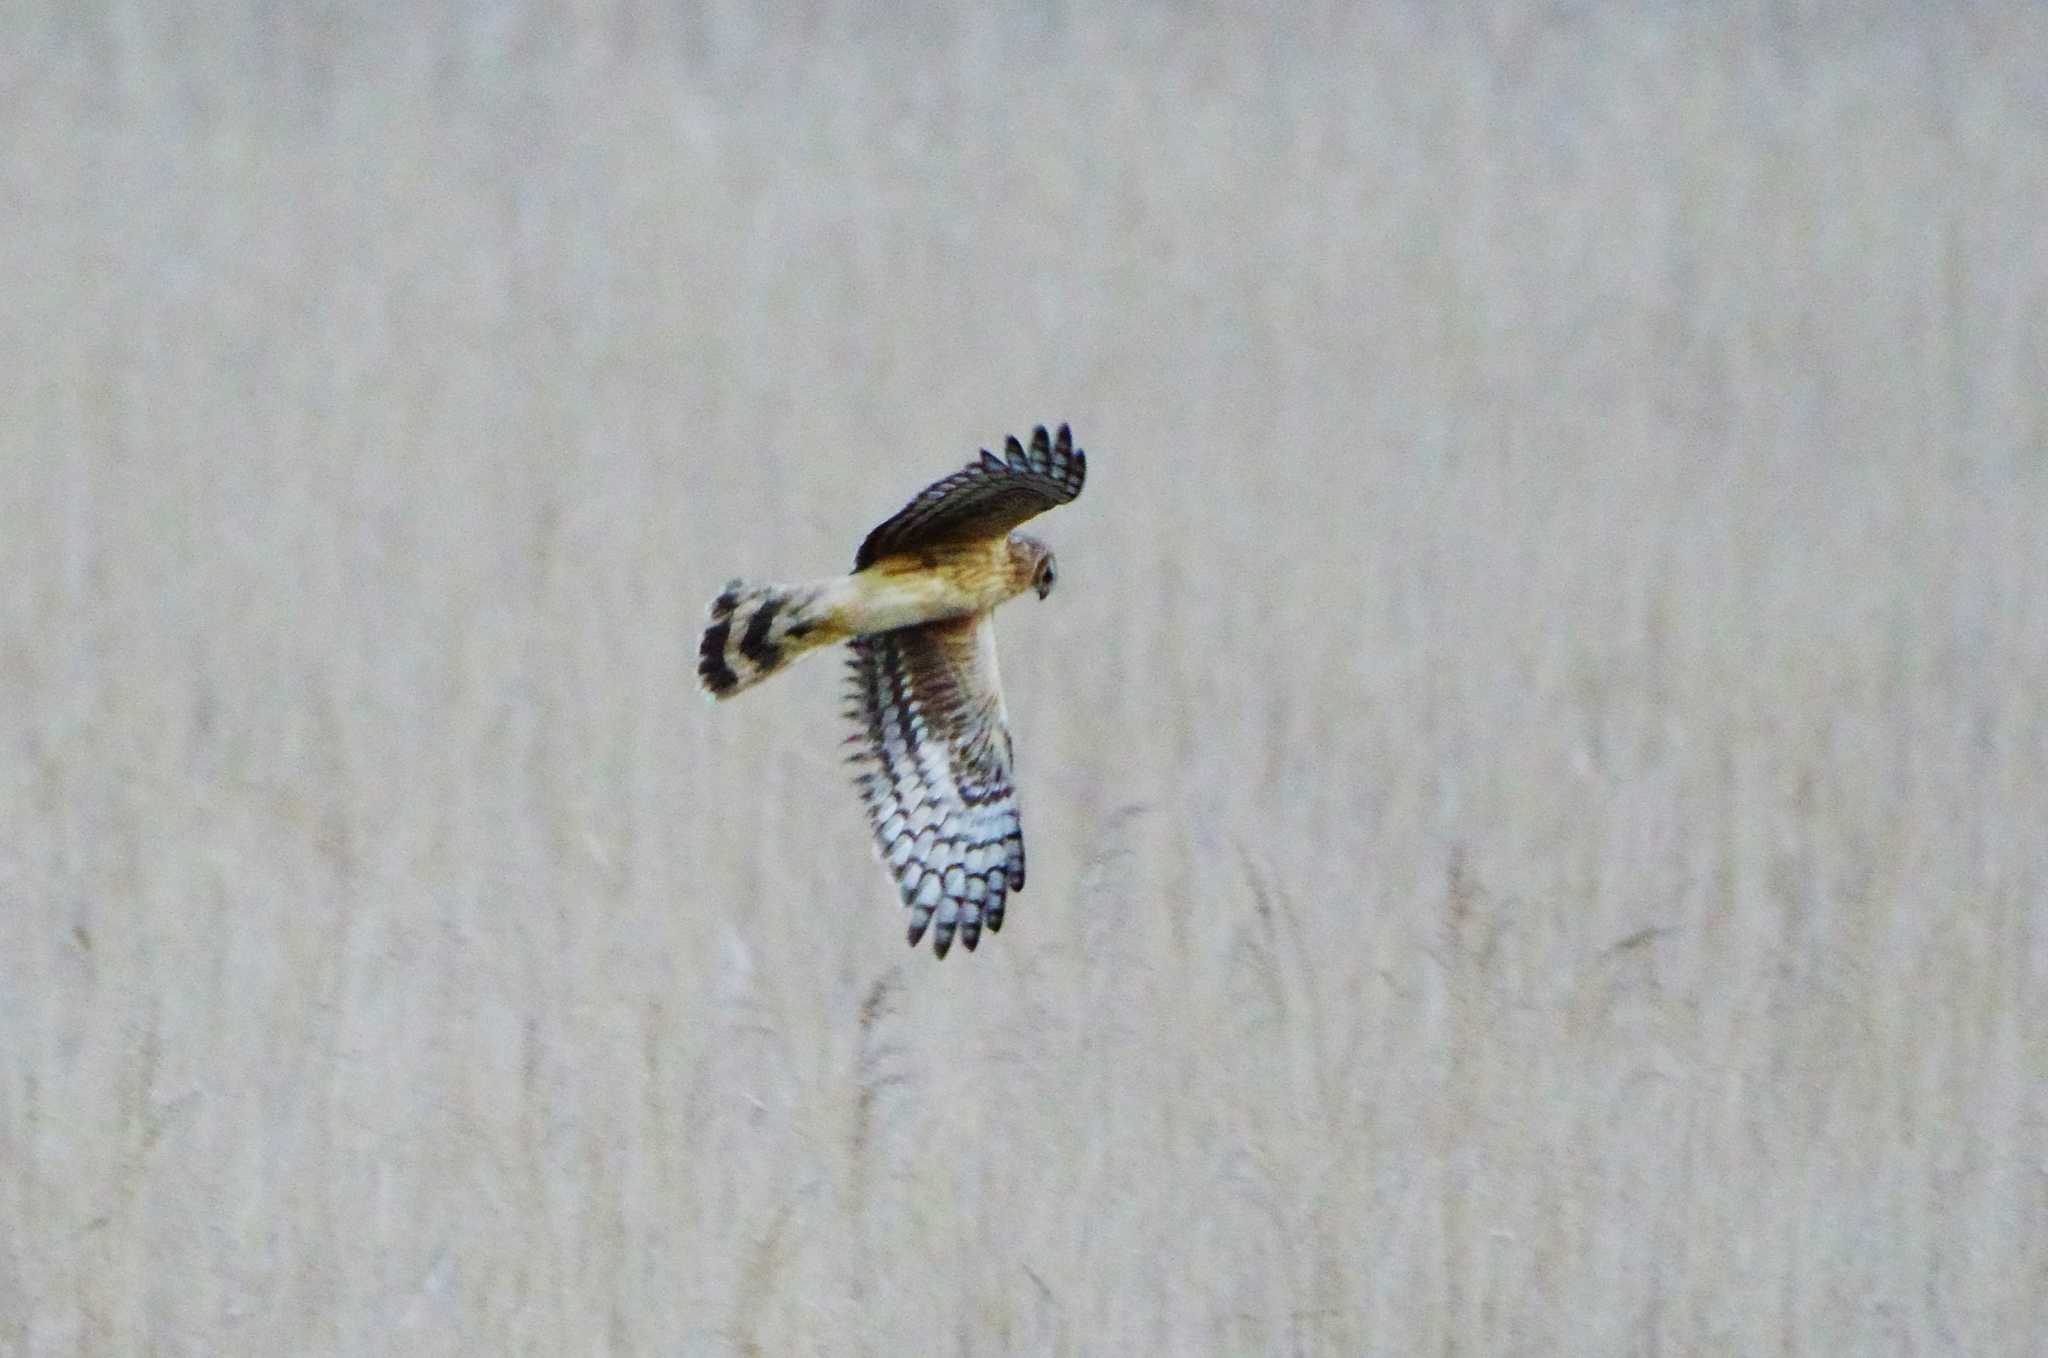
{"left": 845, "top": 615, "right": 1025, "bottom": 957}
{"left": 698, "top": 579, "right": 836, "bottom": 699}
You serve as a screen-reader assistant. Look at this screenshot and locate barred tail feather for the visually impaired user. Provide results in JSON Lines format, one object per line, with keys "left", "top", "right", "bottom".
{"left": 698, "top": 578, "right": 837, "bottom": 698}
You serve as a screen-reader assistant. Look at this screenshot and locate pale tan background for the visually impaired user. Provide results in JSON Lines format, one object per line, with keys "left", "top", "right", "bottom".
{"left": 4, "top": 4, "right": 2046, "bottom": 1354}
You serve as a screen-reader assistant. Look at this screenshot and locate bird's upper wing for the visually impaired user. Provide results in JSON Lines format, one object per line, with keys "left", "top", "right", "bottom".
{"left": 845, "top": 612, "right": 1025, "bottom": 957}
{"left": 853, "top": 424, "right": 1086, "bottom": 569}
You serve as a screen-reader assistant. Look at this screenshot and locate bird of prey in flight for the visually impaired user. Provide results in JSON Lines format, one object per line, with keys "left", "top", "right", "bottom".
{"left": 700, "top": 424, "right": 1087, "bottom": 958}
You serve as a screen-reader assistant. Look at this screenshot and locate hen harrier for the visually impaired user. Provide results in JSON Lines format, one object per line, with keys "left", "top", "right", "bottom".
{"left": 699, "top": 424, "right": 1087, "bottom": 958}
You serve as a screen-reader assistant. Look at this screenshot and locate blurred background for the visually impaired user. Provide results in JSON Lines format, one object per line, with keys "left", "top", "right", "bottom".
{"left": 4, "top": 3, "right": 2045, "bottom": 1354}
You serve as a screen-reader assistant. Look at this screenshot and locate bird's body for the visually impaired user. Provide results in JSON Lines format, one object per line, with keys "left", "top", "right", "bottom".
{"left": 697, "top": 534, "right": 1045, "bottom": 698}
{"left": 699, "top": 424, "right": 1087, "bottom": 957}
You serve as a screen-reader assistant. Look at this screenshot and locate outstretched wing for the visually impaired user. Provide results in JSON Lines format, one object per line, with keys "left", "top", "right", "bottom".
{"left": 854, "top": 424, "right": 1086, "bottom": 569}
{"left": 844, "top": 613, "right": 1026, "bottom": 957}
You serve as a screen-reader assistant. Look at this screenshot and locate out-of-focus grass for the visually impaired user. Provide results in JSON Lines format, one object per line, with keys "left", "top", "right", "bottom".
{"left": 3, "top": 5, "right": 2044, "bottom": 1354}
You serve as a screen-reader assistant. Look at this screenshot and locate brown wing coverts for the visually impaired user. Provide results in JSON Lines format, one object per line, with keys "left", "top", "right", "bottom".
{"left": 845, "top": 616, "right": 1025, "bottom": 958}
{"left": 854, "top": 423, "right": 1086, "bottom": 569}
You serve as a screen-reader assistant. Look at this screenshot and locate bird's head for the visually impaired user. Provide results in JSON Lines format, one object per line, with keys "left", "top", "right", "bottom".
{"left": 1014, "top": 535, "right": 1058, "bottom": 600}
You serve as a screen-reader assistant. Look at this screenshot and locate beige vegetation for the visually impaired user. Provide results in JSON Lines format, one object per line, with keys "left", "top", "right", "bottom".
{"left": 4, "top": 4, "right": 2045, "bottom": 1354}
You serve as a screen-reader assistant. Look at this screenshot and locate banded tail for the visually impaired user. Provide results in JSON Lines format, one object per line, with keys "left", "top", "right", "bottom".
{"left": 698, "top": 579, "right": 840, "bottom": 699}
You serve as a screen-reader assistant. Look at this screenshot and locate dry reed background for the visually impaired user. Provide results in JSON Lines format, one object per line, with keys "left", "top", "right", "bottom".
{"left": 4, "top": 4, "right": 2046, "bottom": 1354}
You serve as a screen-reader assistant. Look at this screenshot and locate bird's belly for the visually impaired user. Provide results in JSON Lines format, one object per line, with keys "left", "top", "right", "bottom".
{"left": 835, "top": 563, "right": 1007, "bottom": 636}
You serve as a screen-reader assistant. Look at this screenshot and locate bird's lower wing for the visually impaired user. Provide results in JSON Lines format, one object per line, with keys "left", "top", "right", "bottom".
{"left": 844, "top": 613, "right": 1024, "bottom": 957}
